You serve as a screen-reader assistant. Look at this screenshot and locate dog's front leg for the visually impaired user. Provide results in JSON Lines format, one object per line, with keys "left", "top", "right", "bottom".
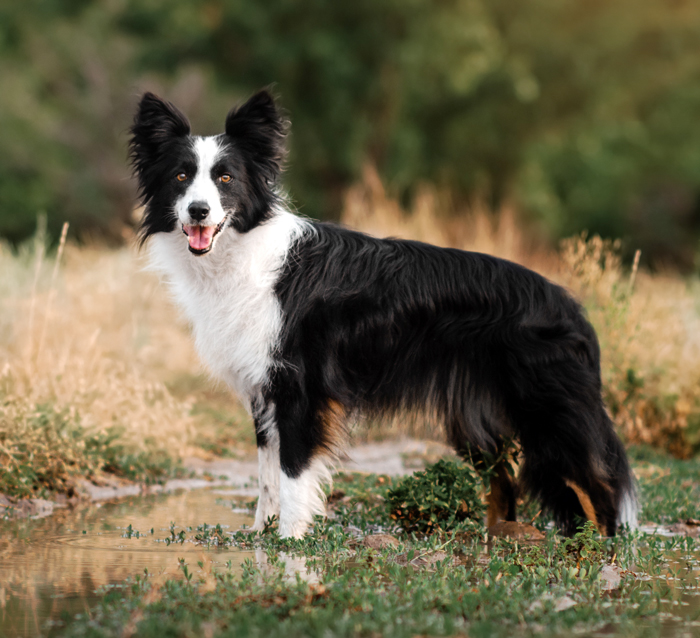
{"left": 279, "top": 457, "right": 331, "bottom": 539}
{"left": 251, "top": 408, "right": 280, "bottom": 531}
{"left": 275, "top": 401, "right": 332, "bottom": 538}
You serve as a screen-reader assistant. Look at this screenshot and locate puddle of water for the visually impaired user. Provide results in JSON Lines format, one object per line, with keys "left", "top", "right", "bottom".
{"left": 0, "top": 489, "right": 254, "bottom": 638}
{"left": 647, "top": 550, "right": 700, "bottom": 636}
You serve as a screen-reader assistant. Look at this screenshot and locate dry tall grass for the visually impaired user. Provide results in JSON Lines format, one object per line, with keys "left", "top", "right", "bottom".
{"left": 1, "top": 170, "right": 699, "bottom": 498}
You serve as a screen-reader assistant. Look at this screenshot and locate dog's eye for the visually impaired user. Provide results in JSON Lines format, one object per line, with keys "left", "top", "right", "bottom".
{"left": 220, "top": 174, "right": 232, "bottom": 184}
{"left": 176, "top": 173, "right": 187, "bottom": 182}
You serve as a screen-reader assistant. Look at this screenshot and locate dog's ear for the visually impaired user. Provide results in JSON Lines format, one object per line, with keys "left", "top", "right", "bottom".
{"left": 129, "top": 92, "right": 191, "bottom": 174}
{"left": 224, "top": 90, "right": 287, "bottom": 185}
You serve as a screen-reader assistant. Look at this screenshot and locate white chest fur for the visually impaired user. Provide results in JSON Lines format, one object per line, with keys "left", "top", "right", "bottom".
{"left": 148, "top": 210, "right": 309, "bottom": 400}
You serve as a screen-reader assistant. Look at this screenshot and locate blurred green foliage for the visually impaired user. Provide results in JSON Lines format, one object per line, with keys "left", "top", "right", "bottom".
{"left": 1, "top": 0, "right": 700, "bottom": 266}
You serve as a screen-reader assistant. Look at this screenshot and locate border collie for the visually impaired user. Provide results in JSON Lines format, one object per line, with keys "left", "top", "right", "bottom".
{"left": 130, "top": 90, "right": 638, "bottom": 538}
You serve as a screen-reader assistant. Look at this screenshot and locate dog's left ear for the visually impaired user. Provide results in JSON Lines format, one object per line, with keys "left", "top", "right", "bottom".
{"left": 225, "top": 90, "right": 287, "bottom": 185}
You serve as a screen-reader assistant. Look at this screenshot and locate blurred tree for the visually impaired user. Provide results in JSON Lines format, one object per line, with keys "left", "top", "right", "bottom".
{"left": 1, "top": 0, "right": 700, "bottom": 266}
{"left": 510, "top": 0, "right": 700, "bottom": 266}
{"left": 0, "top": 1, "right": 140, "bottom": 243}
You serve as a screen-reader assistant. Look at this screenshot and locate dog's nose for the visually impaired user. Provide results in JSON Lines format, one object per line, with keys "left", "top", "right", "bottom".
{"left": 188, "top": 202, "right": 210, "bottom": 221}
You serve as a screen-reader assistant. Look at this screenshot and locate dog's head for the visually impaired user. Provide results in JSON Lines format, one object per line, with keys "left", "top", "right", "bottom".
{"left": 129, "top": 90, "right": 287, "bottom": 255}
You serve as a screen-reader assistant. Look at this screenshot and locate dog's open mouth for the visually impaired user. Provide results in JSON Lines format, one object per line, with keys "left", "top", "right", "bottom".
{"left": 182, "top": 220, "right": 226, "bottom": 255}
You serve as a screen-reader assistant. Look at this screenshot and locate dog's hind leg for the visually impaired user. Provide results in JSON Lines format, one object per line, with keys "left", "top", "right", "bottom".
{"left": 447, "top": 420, "right": 517, "bottom": 526}
{"left": 507, "top": 323, "right": 637, "bottom": 536}
{"left": 562, "top": 479, "right": 608, "bottom": 534}
{"left": 564, "top": 414, "right": 638, "bottom": 535}
{"left": 486, "top": 460, "right": 517, "bottom": 527}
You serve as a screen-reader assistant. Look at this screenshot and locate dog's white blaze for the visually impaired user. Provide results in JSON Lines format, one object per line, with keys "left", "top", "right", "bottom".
{"left": 148, "top": 206, "right": 310, "bottom": 398}
{"left": 279, "top": 458, "right": 332, "bottom": 539}
{"left": 175, "top": 137, "right": 227, "bottom": 227}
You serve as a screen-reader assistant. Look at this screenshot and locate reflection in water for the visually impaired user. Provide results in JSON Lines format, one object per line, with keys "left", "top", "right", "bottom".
{"left": 0, "top": 489, "right": 255, "bottom": 637}
{"left": 254, "top": 549, "right": 321, "bottom": 585}
{"left": 652, "top": 550, "right": 700, "bottom": 635}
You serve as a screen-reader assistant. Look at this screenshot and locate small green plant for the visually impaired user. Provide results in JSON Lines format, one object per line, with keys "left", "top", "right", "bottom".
{"left": 178, "top": 558, "right": 193, "bottom": 584}
{"left": 386, "top": 459, "right": 486, "bottom": 534}
{"left": 560, "top": 521, "right": 607, "bottom": 565}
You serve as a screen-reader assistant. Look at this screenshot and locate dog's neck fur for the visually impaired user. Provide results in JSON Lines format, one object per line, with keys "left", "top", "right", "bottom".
{"left": 147, "top": 206, "right": 310, "bottom": 400}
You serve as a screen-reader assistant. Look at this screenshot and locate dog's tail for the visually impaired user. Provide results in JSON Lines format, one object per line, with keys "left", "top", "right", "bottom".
{"left": 605, "top": 414, "right": 639, "bottom": 531}
{"left": 503, "top": 319, "right": 639, "bottom": 536}
{"left": 517, "top": 313, "right": 639, "bottom": 535}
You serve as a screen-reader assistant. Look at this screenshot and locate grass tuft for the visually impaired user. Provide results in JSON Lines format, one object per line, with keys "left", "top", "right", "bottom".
{"left": 386, "top": 459, "right": 486, "bottom": 535}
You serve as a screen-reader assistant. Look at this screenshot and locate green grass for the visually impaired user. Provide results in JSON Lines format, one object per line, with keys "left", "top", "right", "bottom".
{"left": 53, "top": 452, "right": 700, "bottom": 638}
{"left": 631, "top": 445, "right": 700, "bottom": 523}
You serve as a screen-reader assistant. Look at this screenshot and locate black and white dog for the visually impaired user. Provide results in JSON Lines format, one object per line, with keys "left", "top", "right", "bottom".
{"left": 130, "top": 90, "right": 638, "bottom": 538}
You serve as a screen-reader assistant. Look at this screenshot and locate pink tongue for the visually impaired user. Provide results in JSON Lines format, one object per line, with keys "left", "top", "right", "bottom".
{"left": 184, "top": 225, "right": 215, "bottom": 250}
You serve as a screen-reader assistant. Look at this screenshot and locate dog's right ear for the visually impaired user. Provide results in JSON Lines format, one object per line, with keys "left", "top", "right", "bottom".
{"left": 129, "top": 92, "right": 191, "bottom": 174}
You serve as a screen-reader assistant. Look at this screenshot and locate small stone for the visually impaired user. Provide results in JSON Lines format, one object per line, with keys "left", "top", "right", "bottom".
{"left": 599, "top": 564, "right": 622, "bottom": 591}
{"left": 327, "top": 489, "right": 346, "bottom": 503}
{"left": 487, "top": 521, "right": 545, "bottom": 542}
{"left": 554, "top": 595, "right": 577, "bottom": 612}
{"left": 667, "top": 522, "right": 700, "bottom": 538}
{"left": 529, "top": 594, "right": 577, "bottom": 613}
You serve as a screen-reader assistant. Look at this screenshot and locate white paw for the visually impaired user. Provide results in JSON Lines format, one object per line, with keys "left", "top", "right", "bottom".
{"left": 252, "top": 503, "right": 279, "bottom": 531}
{"left": 278, "top": 519, "right": 310, "bottom": 539}
{"left": 278, "top": 457, "right": 331, "bottom": 540}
